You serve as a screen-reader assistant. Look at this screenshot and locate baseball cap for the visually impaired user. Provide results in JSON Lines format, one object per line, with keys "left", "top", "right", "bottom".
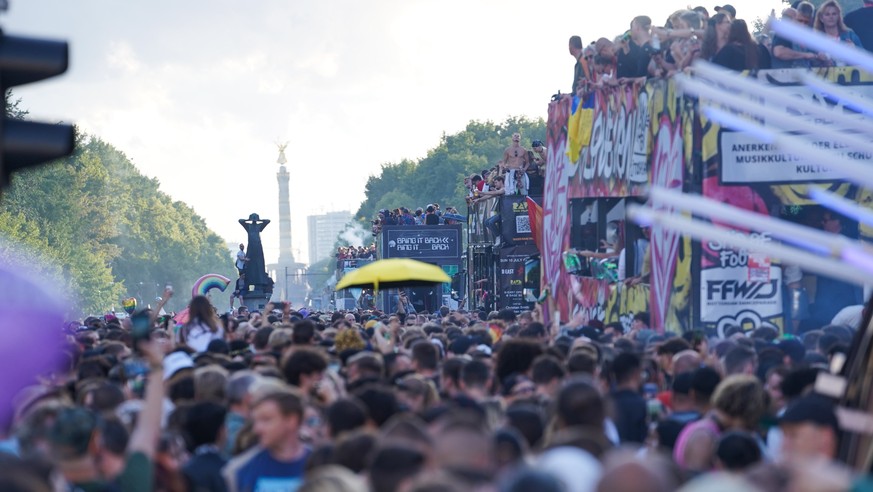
{"left": 779, "top": 395, "right": 839, "bottom": 433}
{"left": 537, "top": 446, "right": 602, "bottom": 492}
{"left": 163, "top": 351, "right": 194, "bottom": 381}
{"left": 714, "top": 4, "right": 736, "bottom": 18}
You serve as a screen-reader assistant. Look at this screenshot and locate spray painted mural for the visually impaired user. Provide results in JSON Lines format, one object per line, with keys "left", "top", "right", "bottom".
{"left": 544, "top": 67, "right": 873, "bottom": 335}
{"left": 545, "top": 80, "right": 689, "bottom": 331}
{"left": 648, "top": 80, "right": 693, "bottom": 333}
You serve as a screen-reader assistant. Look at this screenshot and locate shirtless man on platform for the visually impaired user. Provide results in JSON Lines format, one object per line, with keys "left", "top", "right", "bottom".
{"left": 500, "top": 133, "right": 530, "bottom": 195}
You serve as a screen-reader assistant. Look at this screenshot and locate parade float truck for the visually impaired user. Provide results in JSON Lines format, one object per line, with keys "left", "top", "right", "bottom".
{"left": 543, "top": 68, "right": 873, "bottom": 335}
{"left": 374, "top": 225, "right": 464, "bottom": 314}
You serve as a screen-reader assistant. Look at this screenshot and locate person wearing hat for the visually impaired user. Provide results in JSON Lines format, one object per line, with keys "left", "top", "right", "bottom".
{"left": 714, "top": 4, "right": 736, "bottom": 19}
{"left": 779, "top": 394, "right": 840, "bottom": 461}
{"left": 163, "top": 351, "right": 195, "bottom": 382}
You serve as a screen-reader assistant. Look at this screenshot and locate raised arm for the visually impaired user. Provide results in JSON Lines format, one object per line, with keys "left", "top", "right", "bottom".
{"left": 373, "top": 323, "right": 396, "bottom": 354}
{"left": 127, "top": 339, "right": 167, "bottom": 459}
{"left": 151, "top": 286, "right": 174, "bottom": 324}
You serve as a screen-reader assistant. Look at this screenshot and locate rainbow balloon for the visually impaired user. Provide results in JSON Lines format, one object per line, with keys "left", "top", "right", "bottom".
{"left": 122, "top": 297, "right": 137, "bottom": 314}
{"left": 192, "top": 274, "right": 231, "bottom": 298}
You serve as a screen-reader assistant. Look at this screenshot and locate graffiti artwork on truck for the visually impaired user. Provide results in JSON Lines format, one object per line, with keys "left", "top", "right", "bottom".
{"left": 648, "top": 79, "right": 692, "bottom": 332}
{"left": 544, "top": 98, "right": 574, "bottom": 321}
{"left": 544, "top": 67, "right": 873, "bottom": 332}
{"left": 569, "top": 276, "right": 650, "bottom": 332}
{"left": 566, "top": 82, "right": 650, "bottom": 198}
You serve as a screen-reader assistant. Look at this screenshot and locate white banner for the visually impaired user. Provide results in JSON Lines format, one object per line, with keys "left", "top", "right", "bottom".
{"left": 719, "top": 71, "right": 873, "bottom": 184}
{"left": 700, "top": 265, "right": 783, "bottom": 326}
{"left": 720, "top": 133, "right": 871, "bottom": 184}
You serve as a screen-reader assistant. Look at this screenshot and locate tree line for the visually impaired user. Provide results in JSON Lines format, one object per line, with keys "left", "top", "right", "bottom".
{"left": 0, "top": 102, "right": 233, "bottom": 315}
{"left": 355, "top": 116, "right": 547, "bottom": 222}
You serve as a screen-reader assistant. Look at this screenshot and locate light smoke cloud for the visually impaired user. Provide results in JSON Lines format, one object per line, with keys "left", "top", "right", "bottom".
{"left": 339, "top": 222, "right": 368, "bottom": 249}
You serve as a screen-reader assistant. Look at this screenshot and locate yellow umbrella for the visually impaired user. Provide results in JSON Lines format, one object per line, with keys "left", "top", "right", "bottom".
{"left": 335, "top": 258, "right": 451, "bottom": 292}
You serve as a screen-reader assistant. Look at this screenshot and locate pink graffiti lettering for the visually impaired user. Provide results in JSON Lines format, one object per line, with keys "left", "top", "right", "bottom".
{"left": 651, "top": 114, "right": 684, "bottom": 330}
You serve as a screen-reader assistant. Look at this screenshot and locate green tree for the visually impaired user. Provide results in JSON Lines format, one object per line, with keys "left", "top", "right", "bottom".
{"left": 0, "top": 131, "right": 234, "bottom": 315}
{"left": 355, "top": 116, "right": 546, "bottom": 222}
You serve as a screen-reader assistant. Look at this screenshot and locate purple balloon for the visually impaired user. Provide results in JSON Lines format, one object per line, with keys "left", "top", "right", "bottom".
{"left": 0, "top": 261, "right": 68, "bottom": 427}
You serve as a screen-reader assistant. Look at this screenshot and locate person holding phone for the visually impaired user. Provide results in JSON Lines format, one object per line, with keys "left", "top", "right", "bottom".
{"left": 396, "top": 289, "right": 416, "bottom": 315}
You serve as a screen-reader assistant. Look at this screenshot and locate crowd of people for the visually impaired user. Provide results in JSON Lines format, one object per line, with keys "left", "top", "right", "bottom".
{"left": 335, "top": 245, "right": 377, "bottom": 261}
{"left": 457, "top": 1, "right": 873, "bottom": 248}
{"left": 369, "top": 204, "right": 465, "bottom": 236}
{"left": 368, "top": 129, "right": 548, "bottom": 243}
{"left": 6, "top": 4, "right": 873, "bottom": 492}
{"left": 3, "top": 290, "right": 869, "bottom": 492}
{"left": 459, "top": 132, "right": 548, "bottom": 247}
{"left": 464, "top": 135, "right": 548, "bottom": 203}
{"left": 568, "top": 0, "right": 873, "bottom": 96}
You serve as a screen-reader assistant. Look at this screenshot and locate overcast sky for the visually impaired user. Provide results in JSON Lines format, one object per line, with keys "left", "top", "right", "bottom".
{"left": 6, "top": 0, "right": 781, "bottom": 265}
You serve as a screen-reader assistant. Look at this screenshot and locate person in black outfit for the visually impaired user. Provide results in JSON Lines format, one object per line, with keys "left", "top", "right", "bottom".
{"left": 617, "top": 16, "right": 654, "bottom": 78}
{"left": 656, "top": 372, "right": 702, "bottom": 451}
{"left": 569, "top": 35, "right": 590, "bottom": 95}
{"left": 527, "top": 141, "right": 546, "bottom": 197}
{"left": 609, "top": 352, "right": 648, "bottom": 444}
{"left": 713, "top": 19, "right": 766, "bottom": 71}
{"left": 230, "top": 273, "right": 246, "bottom": 310}
{"left": 844, "top": 0, "right": 873, "bottom": 52}
{"left": 424, "top": 205, "right": 440, "bottom": 225}
{"left": 182, "top": 402, "right": 228, "bottom": 492}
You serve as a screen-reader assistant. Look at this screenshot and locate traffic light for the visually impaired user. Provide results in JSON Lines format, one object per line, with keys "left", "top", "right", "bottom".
{"left": 0, "top": 30, "right": 74, "bottom": 188}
